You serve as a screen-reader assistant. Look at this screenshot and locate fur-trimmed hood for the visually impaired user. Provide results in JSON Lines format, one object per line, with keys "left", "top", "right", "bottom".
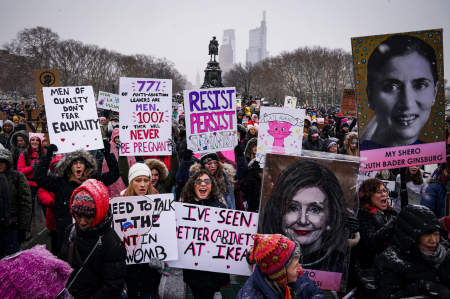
{"left": 10, "top": 130, "right": 29, "bottom": 149}
{"left": 0, "top": 148, "right": 13, "bottom": 169}
{"left": 245, "top": 137, "right": 258, "bottom": 161}
{"left": 144, "top": 159, "right": 168, "bottom": 182}
{"left": 54, "top": 150, "right": 98, "bottom": 178}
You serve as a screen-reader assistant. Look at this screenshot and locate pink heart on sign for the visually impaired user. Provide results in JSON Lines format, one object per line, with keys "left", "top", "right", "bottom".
{"left": 194, "top": 262, "right": 198, "bottom": 266}
{"left": 226, "top": 265, "right": 230, "bottom": 269}
{"left": 60, "top": 138, "right": 65, "bottom": 142}
{"left": 94, "top": 138, "right": 97, "bottom": 141}
{"left": 72, "top": 143, "right": 75, "bottom": 146}
{"left": 86, "top": 145, "right": 89, "bottom": 148}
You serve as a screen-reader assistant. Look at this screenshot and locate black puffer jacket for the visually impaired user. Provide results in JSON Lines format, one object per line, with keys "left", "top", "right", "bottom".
{"left": 10, "top": 130, "right": 28, "bottom": 169}
{"left": 34, "top": 147, "right": 119, "bottom": 251}
{"left": 355, "top": 206, "right": 397, "bottom": 269}
{"left": 183, "top": 197, "right": 230, "bottom": 293}
{"left": 376, "top": 205, "right": 450, "bottom": 299}
{"left": 240, "top": 159, "right": 261, "bottom": 212}
{"left": 59, "top": 213, "right": 127, "bottom": 298}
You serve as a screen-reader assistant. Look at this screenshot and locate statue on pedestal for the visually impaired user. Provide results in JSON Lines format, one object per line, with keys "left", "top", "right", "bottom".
{"left": 208, "top": 36, "right": 219, "bottom": 62}
{"left": 201, "top": 36, "right": 224, "bottom": 88}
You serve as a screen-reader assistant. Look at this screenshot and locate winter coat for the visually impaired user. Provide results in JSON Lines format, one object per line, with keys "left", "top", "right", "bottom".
{"left": 340, "top": 132, "right": 358, "bottom": 156}
{"left": 393, "top": 172, "right": 427, "bottom": 211}
{"left": 236, "top": 266, "right": 324, "bottom": 299}
{"left": 10, "top": 130, "right": 28, "bottom": 169}
{"left": 183, "top": 196, "right": 230, "bottom": 293}
{"left": 34, "top": 149, "right": 119, "bottom": 251}
{"left": 421, "top": 181, "right": 447, "bottom": 219}
{"left": 0, "top": 121, "right": 14, "bottom": 150}
{"left": 302, "top": 126, "right": 324, "bottom": 151}
{"left": 125, "top": 264, "right": 161, "bottom": 297}
{"left": 145, "top": 153, "right": 179, "bottom": 194}
{"left": 17, "top": 150, "right": 41, "bottom": 187}
{"left": 355, "top": 206, "right": 397, "bottom": 269}
{"left": 375, "top": 205, "right": 450, "bottom": 298}
{"left": 59, "top": 214, "right": 126, "bottom": 298}
{"left": 189, "top": 162, "right": 236, "bottom": 209}
{"left": 0, "top": 148, "right": 32, "bottom": 232}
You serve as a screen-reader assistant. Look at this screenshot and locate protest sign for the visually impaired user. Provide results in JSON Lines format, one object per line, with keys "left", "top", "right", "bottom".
{"left": 34, "top": 69, "right": 60, "bottom": 105}
{"left": 42, "top": 86, "right": 103, "bottom": 154}
{"left": 284, "top": 96, "right": 297, "bottom": 108}
{"left": 184, "top": 87, "right": 237, "bottom": 153}
{"left": 110, "top": 194, "right": 178, "bottom": 265}
{"left": 352, "top": 29, "right": 445, "bottom": 171}
{"left": 119, "top": 77, "right": 172, "bottom": 156}
{"left": 25, "top": 108, "right": 47, "bottom": 133}
{"left": 168, "top": 202, "right": 258, "bottom": 275}
{"left": 97, "top": 91, "right": 119, "bottom": 112}
{"left": 256, "top": 106, "right": 305, "bottom": 166}
{"left": 340, "top": 89, "right": 357, "bottom": 117}
{"left": 259, "top": 154, "right": 359, "bottom": 291}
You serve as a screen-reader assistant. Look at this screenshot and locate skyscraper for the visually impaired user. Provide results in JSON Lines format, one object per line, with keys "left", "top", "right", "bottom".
{"left": 246, "top": 11, "right": 268, "bottom": 65}
{"left": 219, "top": 29, "right": 236, "bottom": 74}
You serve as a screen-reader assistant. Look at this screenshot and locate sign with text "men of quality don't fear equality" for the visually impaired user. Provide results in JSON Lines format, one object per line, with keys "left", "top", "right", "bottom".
{"left": 43, "top": 86, "right": 103, "bottom": 154}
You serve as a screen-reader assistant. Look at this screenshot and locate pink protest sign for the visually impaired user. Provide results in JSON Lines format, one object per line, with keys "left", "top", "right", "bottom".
{"left": 184, "top": 87, "right": 238, "bottom": 153}
{"left": 361, "top": 141, "right": 445, "bottom": 172}
{"left": 303, "top": 269, "right": 342, "bottom": 291}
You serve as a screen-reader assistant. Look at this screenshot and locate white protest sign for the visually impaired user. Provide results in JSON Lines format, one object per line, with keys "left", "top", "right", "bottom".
{"left": 97, "top": 91, "right": 119, "bottom": 112}
{"left": 256, "top": 106, "right": 305, "bottom": 166}
{"left": 284, "top": 96, "right": 297, "bottom": 108}
{"left": 110, "top": 194, "right": 178, "bottom": 265}
{"left": 168, "top": 202, "right": 258, "bottom": 275}
{"left": 43, "top": 86, "right": 103, "bottom": 154}
{"left": 119, "top": 77, "right": 172, "bottom": 156}
{"left": 184, "top": 87, "right": 238, "bottom": 153}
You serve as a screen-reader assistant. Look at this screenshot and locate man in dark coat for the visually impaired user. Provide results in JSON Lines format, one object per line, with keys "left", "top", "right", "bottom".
{"left": 59, "top": 179, "right": 126, "bottom": 298}
{"left": 302, "top": 126, "right": 325, "bottom": 151}
{"left": 0, "top": 148, "right": 32, "bottom": 258}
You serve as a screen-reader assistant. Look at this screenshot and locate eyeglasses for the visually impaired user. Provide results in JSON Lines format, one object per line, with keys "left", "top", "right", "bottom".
{"left": 195, "top": 178, "right": 211, "bottom": 185}
{"left": 375, "top": 189, "right": 388, "bottom": 194}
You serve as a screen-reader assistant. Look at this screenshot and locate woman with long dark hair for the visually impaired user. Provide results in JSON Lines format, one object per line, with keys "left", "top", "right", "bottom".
{"left": 262, "top": 160, "right": 349, "bottom": 273}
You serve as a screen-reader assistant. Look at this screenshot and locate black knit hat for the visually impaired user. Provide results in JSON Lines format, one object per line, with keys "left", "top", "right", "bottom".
{"left": 200, "top": 153, "right": 219, "bottom": 165}
{"left": 392, "top": 205, "right": 441, "bottom": 254}
{"left": 71, "top": 190, "right": 96, "bottom": 218}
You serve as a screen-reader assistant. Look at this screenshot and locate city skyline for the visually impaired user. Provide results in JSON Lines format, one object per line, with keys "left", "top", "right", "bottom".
{"left": 246, "top": 11, "right": 268, "bottom": 65}
{"left": 0, "top": 0, "right": 449, "bottom": 86}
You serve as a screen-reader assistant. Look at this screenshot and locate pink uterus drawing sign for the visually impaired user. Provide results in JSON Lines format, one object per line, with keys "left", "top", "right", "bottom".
{"left": 257, "top": 107, "right": 305, "bottom": 160}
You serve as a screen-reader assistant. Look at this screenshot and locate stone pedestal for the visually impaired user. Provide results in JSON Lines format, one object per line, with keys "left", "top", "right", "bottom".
{"left": 200, "top": 60, "right": 224, "bottom": 89}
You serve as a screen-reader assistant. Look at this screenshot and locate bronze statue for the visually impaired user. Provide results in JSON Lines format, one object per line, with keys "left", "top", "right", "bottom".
{"left": 208, "top": 36, "right": 219, "bottom": 62}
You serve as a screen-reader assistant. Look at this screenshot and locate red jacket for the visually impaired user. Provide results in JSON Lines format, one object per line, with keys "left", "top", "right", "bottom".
{"left": 17, "top": 150, "right": 40, "bottom": 187}
{"left": 37, "top": 188, "right": 56, "bottom": 231}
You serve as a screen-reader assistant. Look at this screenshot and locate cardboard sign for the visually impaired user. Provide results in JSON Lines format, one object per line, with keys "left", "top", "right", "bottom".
{"left": 25, "top": 108, "right": 47, "bottom": 133}
{"left": 259, "top": 154, "right": 359, "bottom": 291}
{"left": 110, "top": 194, "right": 178, "bottom": 264}
{"left": 42, "top": 86, "right": 103, "bottom": 154}
{"left": 340, "top": 89, "right": 356, "bottom": 117}
{"left": 352, "top": 29, "right": 445, "bottom": 171}
{"left": 97, "top": 91, "right": 119, "bottom": 112}
{"left": 284, "top": 96, "right": 297, "bottom": 108}
{"left": 168, "top": 202, "right": 258, "bottom": 275}
{"left": 34, "top": 69, "right": 60, "bottom": 105}
{"left": 256, "top": 106, "right": 305, "bottom": 166}
{"left": 119, "top": 77, "right": 172, "bottom": 156}
{"left": 184, "top": 87, "right": 237, "bottom": 153}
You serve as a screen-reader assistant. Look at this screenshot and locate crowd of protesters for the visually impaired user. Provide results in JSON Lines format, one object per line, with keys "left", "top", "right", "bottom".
{"left": 0, "top": 96, "right": 449, "bottom": 299}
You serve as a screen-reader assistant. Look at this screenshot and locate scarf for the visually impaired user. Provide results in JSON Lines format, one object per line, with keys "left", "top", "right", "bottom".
{"left": 421, "top": 243, "right": 447, "bottom": 266}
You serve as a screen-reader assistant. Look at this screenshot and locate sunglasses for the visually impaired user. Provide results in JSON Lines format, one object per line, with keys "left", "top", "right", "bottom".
{"left": 195, "top": 178, "right": 211, "bottom": 185}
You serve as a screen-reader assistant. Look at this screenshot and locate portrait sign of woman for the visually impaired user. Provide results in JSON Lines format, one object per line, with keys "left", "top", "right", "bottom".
{"left": 261, "top": 157, "right": 352, "bottom": 275}
{"left": 353, "top": 30, "right": 444, "bottom": 152}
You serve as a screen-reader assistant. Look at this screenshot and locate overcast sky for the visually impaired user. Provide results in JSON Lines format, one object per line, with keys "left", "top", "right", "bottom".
{"left": 1, "top": 0, "right": 449, "bottom": 85}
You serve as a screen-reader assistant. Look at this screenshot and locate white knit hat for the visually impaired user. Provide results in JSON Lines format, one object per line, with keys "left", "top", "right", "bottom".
{"left": 128, "top": 163, "right": 150, "bottom": 183}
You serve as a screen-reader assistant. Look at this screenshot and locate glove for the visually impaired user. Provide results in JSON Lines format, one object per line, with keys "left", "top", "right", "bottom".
{"left": 344, "top": 214, "right": 359, "bottom": 234}
{"left": 148, "top": 258, "right": 164, "bottom": 270}
{"left": 32, "top": 159, "right": 39, "bottom": 170}
{"left": 183, "top": 149, "right": 193, "bottom": 160}
{"left": 47, "top": 144, "right": 58, "bottom": 154}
